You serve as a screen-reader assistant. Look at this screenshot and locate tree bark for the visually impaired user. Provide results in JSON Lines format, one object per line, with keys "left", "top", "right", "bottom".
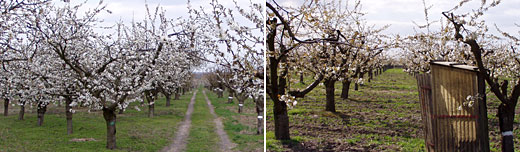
{"left": 37, "top": 104, "right": 47, "bottom": 126}
{"left": 165, "top": 94, "right": 171, "bottom": 107}
{"left": 103, "top": 108, "right": 117, "bottom": 149}
{"left": 145, "top": 91, "right": 155, "bottom": 118}
{"left": 174, "top": 90, "right": 180, "bottom": 100}
{"left": 325, "top": 79, "right": 336, "bottom": 112}
{"left": 217, "top": 91, "right": 223, "bottom": 98}
{"left": 238, "top": 99, "right": 244, "bottom": 113}
{"left": 3, "top": 98, "right": 8, "bottom": 116}
{"left": 148, "top": 104, "right": 154, "bottom": 118}
{"left": 65, "top": 96, "right": 73, "bottom": 134}
{"left": 273, "top": 98, "right": 290, "bottom": 140}
{"left": 228, "top": 95, "right": 233, "bottom": 104}
{"left": 368, "top": 70, "right": 373, "bottom": 82}
{"left": 18, "top": 103, "right": 24, "bottom": 120}
{"left": 255, "top": 97, "right": 264, "bottom": 134}
{"left": 299, "top": 72, "right": 305, "bottom": 84}
{"left": 498, "top": 104, "right": 515, "bottom": 152}
{"left": 340, "top": 80, "right": 351, "bottom": 99}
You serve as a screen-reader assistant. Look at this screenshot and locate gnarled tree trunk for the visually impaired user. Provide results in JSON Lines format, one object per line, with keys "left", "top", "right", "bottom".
{"left": 325, "top": 79, "right": 336, "bottom": 112}
{"left": 103, "top": 107, "right": 117, "bottom": 149}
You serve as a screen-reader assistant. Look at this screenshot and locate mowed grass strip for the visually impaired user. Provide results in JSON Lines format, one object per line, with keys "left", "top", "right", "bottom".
{"left": 205, "top": 89, "right": 263, "bottom": 152}
{"left": 0, "top": 91, "right": 193, "bottom": 152}
{"left": 185, "top": 88, "right": 219, "bottom": 152}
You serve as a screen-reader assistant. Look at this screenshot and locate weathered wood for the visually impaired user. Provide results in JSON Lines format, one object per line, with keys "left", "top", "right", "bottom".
{"left": 417, "top": 62, "right": 489, "bottom": 152}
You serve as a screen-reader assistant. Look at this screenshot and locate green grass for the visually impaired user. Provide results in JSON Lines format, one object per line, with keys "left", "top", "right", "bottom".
{"left": 0, "top": 91, "right": 193, "bottom": 152}
{"left": 185, "top": 88, "right": 219, "bottom": 152}
{"left": 205, "top": 89, "right": 264, "bottom": 152}
{"left": 267, "top": 68, "right": 520, "bottom": 151}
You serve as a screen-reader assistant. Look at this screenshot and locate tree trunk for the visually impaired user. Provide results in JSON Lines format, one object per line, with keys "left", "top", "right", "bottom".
{"left": 103, "top": 108, "right": 117, "bottom": 149}
{"left": 325, "top": 79, "right": 336, "bottom": 112}
{"left": 368, "top": 70, "right": 373, "bottom": 82}
{"left": 18, "top": 103, "right": 25, "bottom": 120}
{"left": 165, "top": 94, "right": 171, "bottom": 107}
{"left": 3, "top": 98, "right": 8, "bottom": 116}
{"left": 273, "top": 98, "right": 290, "bottom": 140}
{"left": 498, "top": 103, "right": 515, "bottom": 152}
{"left": 255, "top": 97, "right": 264, "bottom": 135}
{"left": 145, "top": 91, "right": 155, "bottom": 118}
{"left": 228, "top": 95, "right": 233, "bottom": 104}
{"left": 65, "top": 96, "right": 73, "bottom": 134}
{"left": 340, "top": 81, "right": 351, "bottom": 99}
{"left": 174, "top": 90, "right": 180, "bottom": 100}
{"left": 148, "top": 104, "right": 154, "bottom": 118}
{"left": 37, "top": 104, "right": 47, "bottom": 126}
{"left": 217, "top": 91, "right": 223, "bottom": 98}
{"left": 299, "top": 72, "right": 305, "bottom": 84}
{"left": 238, "top": 99, "right": 244, "bottom": 113}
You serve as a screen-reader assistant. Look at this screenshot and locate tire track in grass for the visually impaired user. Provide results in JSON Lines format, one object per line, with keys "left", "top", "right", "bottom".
{"left": 161, "top": 90, "right": 198, "bottom": 152}
{"left": 202, "top": 90, "right": 237, "bottom": 151}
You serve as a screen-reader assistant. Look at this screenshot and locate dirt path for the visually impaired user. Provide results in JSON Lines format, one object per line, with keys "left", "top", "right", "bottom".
{"left": 161, "top": 90, "right": 198, "bottom": 152}
{"left": 202, "top": 90, "right": 237, "bottom": 152}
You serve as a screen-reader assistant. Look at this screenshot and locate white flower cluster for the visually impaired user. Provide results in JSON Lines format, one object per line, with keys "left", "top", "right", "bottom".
{"left": 280, "top": 95, "right": 297, "bottom": 109}
{"left": 457, "top": 94, "right": 482, "bottom": 110}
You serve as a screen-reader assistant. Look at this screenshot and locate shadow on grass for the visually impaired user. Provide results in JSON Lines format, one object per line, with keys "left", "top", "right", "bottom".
{"left": 332, "top": 111, "right": 350, "bottom": 125}
{"left": 279, "top": 139, "right": 318, "bottom": 152}
{"left": 347, "top": 98, "right": 381, "bottom": 103}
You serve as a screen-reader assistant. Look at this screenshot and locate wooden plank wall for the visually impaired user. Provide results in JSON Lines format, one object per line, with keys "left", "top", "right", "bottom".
{"left": 417, "top": 74, "right": 434, "bottom": 151}
{"left": 430, "top": 64, "right": 479, "bottom": 151}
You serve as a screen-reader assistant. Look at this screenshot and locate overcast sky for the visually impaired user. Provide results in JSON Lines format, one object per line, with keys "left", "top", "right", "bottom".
{"left": 55, "top": 0, "right": 262, "bottom": 72}
{"left": 272, "top": 0, "right": 519, "bottom": 58}
{"left": 275, "top": 0, "right": 519, "bottom": 36}
{"left": 57, "top": 0, "right": 519, "bottom": 64}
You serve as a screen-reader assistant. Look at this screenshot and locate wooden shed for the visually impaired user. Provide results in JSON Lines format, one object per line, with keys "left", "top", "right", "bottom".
{"left": 417, "top": 61, "right": 489, "bottom": 152}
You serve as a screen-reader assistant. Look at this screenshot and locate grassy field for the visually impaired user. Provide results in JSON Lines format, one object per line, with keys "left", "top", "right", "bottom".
{"left": 0, "top": 87, "right": 264, "bottom": 152}
{"left": 205, "top": 89, "right": 264, "bottom": 152}
{"left": 0, "top": 91, "right": 193, "bottom": 152}
{"left": 267, "top": 68, "right": 520, "bottom": 151}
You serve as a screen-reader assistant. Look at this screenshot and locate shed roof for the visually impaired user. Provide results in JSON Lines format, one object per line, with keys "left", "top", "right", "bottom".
{"left": 431, "top": 61, "right": 479, "bottom": 72}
